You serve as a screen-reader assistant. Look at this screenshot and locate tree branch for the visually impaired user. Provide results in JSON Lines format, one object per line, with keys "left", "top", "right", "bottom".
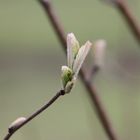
{"left": 3, "top": 90, "right": 65, "bottom": 140}
{"left": 39, "top": 0, "right": 119, "bottom": 140}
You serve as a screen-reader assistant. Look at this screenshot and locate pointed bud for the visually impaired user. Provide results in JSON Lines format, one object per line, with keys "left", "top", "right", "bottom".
{"left": 67, "top": 33, "right": 80, "bottom": 69}
{"left": 8, "top": 117, "right": 26, "bottom": 133}
{"left": 93, "top": 40, "right": 106, "bottom": 68}
{"left": 73, "top": 41, "right": 92, "bottom": 78}
{"left": 61, "top": 66, "right": 73, "bottom": 89}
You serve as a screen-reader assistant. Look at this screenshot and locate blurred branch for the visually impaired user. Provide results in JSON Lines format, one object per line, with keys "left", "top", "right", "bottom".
{"left": 39, "top": 0, "right": 66, "bottom": 47}
{"left": 3, "top": 90, "right": 65, "bottom": 140}
{"left": 101, "top": 0, "right": 140, "bottom": 45}
{"left": 39, "top": 0, "right": 119, "bottom": 140}
{"left": 116, "top": 0, "right": 140, "bottom": 44}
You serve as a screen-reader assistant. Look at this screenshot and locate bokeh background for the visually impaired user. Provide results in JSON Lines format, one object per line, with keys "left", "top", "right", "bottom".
{"left": 0, "top": 0, "right": 140, "bottom": 139}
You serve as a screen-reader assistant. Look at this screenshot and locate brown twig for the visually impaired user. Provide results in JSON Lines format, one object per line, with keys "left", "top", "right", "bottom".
{"left": 39, "top": 0, "right": 119, "bottom": 140}
{"left": 3, "top": 90, "right": 65, "bottom": 140}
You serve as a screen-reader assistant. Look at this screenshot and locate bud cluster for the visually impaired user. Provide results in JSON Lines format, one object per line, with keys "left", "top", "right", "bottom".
{"left": 61, "top": 33, "right": 92, "bottom": 93}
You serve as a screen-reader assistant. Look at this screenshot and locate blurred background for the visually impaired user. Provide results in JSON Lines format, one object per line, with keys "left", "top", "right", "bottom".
{"left": 0, "top": 0, "right": 140, "bottom": 139}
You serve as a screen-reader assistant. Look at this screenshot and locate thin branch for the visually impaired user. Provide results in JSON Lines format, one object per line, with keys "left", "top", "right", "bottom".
{"left": 39, "top": 0, "right": 119, "bottom": 140}
{"left": 3, "top": 90, "right": 65, "bottom": 140}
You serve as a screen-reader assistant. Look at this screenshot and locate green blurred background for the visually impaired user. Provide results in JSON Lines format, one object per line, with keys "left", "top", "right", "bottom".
{"left": 0, "top": 0, "right": 140, "bottom": 139}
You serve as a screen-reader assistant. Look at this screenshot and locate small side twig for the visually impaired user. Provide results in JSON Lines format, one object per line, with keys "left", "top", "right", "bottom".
{"left": 86, "top": 65, "right": 100, "bottom": 82}
{"left": 3, "top": 90, "right": 65, "bottom": 140}
{"left": 39, "top": 0, "right": 119, "bottom": 140}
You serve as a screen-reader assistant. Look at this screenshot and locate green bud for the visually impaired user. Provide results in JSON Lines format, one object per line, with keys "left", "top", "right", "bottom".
{"left": 61, "top": 33, "right": 92, "bottom": 94}
{"left": 61, "top": 66, "right": 73, "bottom": 88}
